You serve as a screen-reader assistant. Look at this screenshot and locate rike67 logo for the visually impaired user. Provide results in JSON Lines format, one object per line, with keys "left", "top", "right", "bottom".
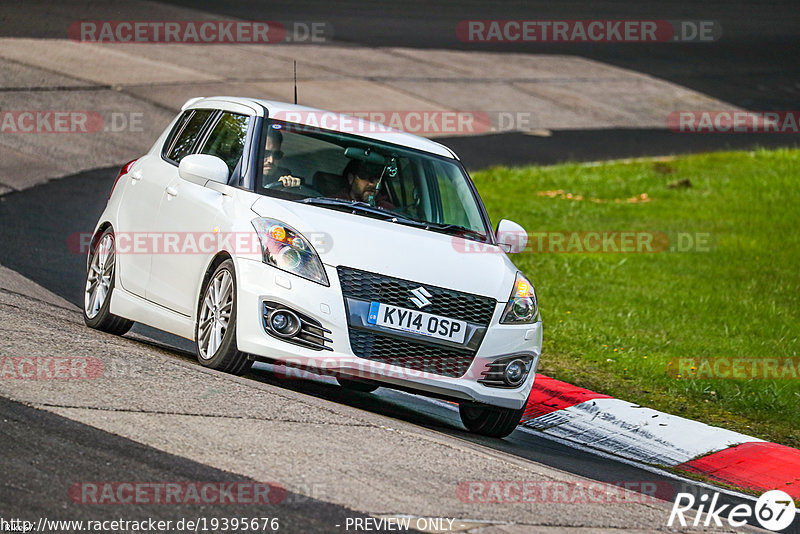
{"left": 668, "top": 490, "right": 796, "bottom": 531}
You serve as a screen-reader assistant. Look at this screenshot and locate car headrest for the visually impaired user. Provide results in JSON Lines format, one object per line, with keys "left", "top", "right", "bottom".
{"left": 313, "top": 171, "right": 347, "bottom": 196}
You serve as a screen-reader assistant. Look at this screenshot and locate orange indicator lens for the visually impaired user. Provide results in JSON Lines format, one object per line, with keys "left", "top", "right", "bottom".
{"left": 270, "top": 225, "right": 286, "bottom": 241}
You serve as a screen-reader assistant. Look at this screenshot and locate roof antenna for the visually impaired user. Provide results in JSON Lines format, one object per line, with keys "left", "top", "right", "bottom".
{"left": 293, "top": 60, "right": 298, "bottom": 105}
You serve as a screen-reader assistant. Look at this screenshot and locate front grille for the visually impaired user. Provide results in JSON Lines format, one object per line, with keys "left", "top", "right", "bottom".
{"left": 337, "top": 267, "right": 496, "bottom": 325}
{"left": 348, "top": 329, "right": 476, "bottom": 378}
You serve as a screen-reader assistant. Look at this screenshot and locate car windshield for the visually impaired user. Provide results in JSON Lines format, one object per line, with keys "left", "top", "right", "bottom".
{"left": 254, "top": 118, "right": 492, "bottom": 242}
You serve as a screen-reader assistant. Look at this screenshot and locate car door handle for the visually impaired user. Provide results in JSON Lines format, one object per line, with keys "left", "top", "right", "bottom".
{"left": 130, "top": 170, "right": 142, "bottom": 181}
{"left": 165, "top": 186, "right": 178, "bottom": 197}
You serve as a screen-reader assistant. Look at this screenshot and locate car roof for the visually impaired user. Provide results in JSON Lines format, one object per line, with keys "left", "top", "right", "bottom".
{"left": 184, "top": 96, "right": 458, "bottom": 160}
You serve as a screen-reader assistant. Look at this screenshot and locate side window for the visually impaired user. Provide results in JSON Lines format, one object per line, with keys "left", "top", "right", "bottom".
{"left": 162, "top": 112, "right": 191, "bottom": 159}
{"left": 164, "top": 109, "right": 213, "bottom": 164}
{"left": 199, "top": 112, "right": 251, "bottom": 178}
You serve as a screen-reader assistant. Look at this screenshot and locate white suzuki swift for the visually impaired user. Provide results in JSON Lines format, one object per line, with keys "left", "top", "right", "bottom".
{"left": 84, "top": 96, "right": 542, "bottom": 438}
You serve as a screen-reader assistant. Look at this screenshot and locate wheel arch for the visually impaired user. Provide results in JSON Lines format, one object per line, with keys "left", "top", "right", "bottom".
{"left": 195, "top": 251, "right": 235, "bottom": 322}
{"left": 87, "top": 222, "right": 114, "bottom": 269}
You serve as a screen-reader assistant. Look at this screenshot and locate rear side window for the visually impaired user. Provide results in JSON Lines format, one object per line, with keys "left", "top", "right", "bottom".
{"left": 199, "top": 112, "right": 251, "bottom": 178}
{"left": 164, "top": 109, "right": 213, "bottom": 163}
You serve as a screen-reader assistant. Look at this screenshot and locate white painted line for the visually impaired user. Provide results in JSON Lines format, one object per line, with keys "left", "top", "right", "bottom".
{"left": 252, "top": 366, "right": 766, "bottom": 500}
{"left": 399, "top": 392, "right": 762, "bottom": 504}
{"left": 524, "top": 398, "right": 763, "bottom": 466}
{"left": 517, "top": 427, "right": 760, "bottom": 505}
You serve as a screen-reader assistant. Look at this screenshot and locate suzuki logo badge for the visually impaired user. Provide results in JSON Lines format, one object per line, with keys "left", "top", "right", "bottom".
{"left": 409, "top": 287, "right": 432, "bottom": 309}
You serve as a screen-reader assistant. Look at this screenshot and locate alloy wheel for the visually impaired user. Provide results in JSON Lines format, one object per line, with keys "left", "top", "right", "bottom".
{"left": 84, "top": 233, "right": 115, "bottom": 319}
{"left": 197, "top": 269, "right": 234, "bottom": 359}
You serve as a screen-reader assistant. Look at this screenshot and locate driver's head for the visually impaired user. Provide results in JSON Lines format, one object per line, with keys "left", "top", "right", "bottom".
{"left": 263, "top": 127, "right": 284, "bottom": 177}
{"left": 344, "top": 160, "right": 383, "bottom": 202}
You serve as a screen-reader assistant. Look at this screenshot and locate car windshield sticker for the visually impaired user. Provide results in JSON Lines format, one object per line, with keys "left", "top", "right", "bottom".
{"left": 387, "top": 157, "right": 398, "bottom": 177}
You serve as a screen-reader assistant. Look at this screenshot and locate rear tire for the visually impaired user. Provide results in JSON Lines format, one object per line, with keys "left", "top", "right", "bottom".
{"left": 336, "top": 377, "right": 379, "bottom": 393}
{"left": 83, "top": 228, "right": 133, "bottom": 335}
{"left": 195, "top": 259, "right": 252, "bottom": 375}
{"left": 458, "top": 401, "right": 524, "bottom": 438}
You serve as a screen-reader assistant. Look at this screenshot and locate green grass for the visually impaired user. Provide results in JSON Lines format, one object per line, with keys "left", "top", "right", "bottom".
{"left": 471, "top": 148, "right": 800, "bottom": 448}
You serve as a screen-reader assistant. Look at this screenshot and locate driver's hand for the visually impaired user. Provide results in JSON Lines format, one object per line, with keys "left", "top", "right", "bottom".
{"left": 278, "top": 175, "right": 301, "bottom": 188}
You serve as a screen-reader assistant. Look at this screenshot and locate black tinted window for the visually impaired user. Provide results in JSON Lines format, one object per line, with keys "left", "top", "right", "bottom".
{"left": 165, "top": 109, "right": 213, "bottom": 163}
{"left": 199, "top": 112, "right": 250, "bottom": 178}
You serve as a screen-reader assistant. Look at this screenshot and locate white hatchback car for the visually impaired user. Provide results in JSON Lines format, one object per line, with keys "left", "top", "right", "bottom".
{"left": 84, "top": 96, "right": 542, "bottom": 438}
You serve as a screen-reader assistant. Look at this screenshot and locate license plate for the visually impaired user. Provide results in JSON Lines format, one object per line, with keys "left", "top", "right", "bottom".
{"left": 367, "top": 302, "right": 467, "bottom": 344}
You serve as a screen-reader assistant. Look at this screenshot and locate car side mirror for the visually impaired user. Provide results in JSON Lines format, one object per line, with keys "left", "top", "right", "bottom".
{"left": 178, "top": 154, "right": 229, "bottom": 186}
{"left": 496, "top": 219, "right": 528, "bottom": 254}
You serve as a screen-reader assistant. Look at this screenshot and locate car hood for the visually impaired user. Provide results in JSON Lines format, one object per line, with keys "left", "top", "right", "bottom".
{"left": 251, "top": 196, "right": 520, "bottom": 301}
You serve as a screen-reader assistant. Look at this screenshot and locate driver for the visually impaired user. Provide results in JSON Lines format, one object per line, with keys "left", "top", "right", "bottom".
{"left": 262, "top": 127, "right": 302, "bottom": 188}
{"left": 336, "top": 159, "right": 394, "bottom": 209}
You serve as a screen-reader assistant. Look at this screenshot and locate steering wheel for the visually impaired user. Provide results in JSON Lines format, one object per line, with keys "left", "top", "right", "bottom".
{"left": 264, "top": 180, "right": 323, "bottom": 197}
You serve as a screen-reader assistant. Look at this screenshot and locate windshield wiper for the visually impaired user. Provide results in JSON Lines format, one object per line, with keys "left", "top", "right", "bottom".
{"left": 300, "top": 198, "right": 432, "bottom": 228}
{"left": 298, "top": 198, "right": 489, "bottom": 240}
{"left": 422, "top": 222, "right": 489, "bottom": 241}
{"left": 381, "top": 216, "right": 486, "bottom": 238}
{"left": 298, "top": 197, "right": 396, "bottom": 219}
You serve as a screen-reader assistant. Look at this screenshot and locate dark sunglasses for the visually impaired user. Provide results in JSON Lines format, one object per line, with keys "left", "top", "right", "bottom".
{"left": 264, "top": 150, "right": 284, "bottom": 160}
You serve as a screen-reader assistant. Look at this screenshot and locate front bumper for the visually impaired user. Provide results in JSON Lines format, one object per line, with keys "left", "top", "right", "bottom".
{"left": 234, "top": 258, "right": 543, "bottom": 410}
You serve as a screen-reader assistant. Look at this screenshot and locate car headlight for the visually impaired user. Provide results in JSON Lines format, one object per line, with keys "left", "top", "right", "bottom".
{"left": 252, "top": 218, "right": 329, "bottom": 286}
{"left": 500, "top": 272, "right": 538, "bottom": 324}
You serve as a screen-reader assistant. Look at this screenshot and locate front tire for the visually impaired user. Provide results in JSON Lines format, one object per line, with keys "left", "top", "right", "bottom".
{"left": 83, "top": 228, "right": 133, "bottom": 335}
{"left": 195, "top": 259, "right": 252, "bottom": 375}
{"left": 458, "top": 401, "right": 524, "bottom": 438}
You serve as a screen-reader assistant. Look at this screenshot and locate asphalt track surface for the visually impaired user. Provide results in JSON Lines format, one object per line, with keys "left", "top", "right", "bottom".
{"left": 2, "top": 1, "right": 799, "bottom": 169}
{"left": 153, "top": 0, "right": 800, "bottom": 111}
{"left": 441, "top": 129, "right": 800, "bottom": 170}
{"left": 0, "top": 166, "right": 785, "bottom": 532}
{"left": 158, "top": 0, "right": 800, "bottom": 168}
{"left": 8, "top": 0, "right": 800, "bottom": 112}
{"left": 0, "top": 396, "right": 393, "bottom": 533}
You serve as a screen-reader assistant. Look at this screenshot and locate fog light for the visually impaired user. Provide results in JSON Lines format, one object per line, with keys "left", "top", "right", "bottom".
{"left": 269, "top": 310, "right": 301, "bottom": 337}
{"left": 504, "top": 359, "right": 528, "bottom": 387}
{"left": 271, "top": 313, "right": 288, "bottom": 330}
